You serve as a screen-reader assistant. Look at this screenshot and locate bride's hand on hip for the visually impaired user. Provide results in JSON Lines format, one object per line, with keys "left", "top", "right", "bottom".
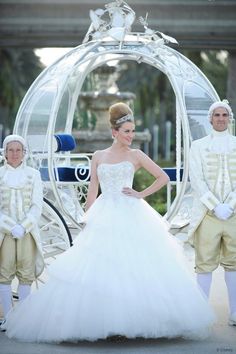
{"left": 122, "top": 187, "right": 141, "bottom": 198}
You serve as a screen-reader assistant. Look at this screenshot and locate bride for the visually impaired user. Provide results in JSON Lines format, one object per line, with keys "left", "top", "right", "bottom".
{"left": 4, "top": 102, "right": 215, "bottom": 342}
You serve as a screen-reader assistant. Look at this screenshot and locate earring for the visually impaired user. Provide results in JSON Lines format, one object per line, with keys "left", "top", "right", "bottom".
{"left": 112, "top": 136, "right": 117, "bottom": 144}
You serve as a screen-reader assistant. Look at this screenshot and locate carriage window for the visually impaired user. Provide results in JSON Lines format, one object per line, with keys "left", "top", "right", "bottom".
{"left": 184, "top": 82, "right": 214, "bottom": 140}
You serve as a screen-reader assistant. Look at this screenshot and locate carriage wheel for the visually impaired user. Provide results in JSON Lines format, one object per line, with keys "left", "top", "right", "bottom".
{"left": 39, "top": 197, "right": 73, "bottom": 259}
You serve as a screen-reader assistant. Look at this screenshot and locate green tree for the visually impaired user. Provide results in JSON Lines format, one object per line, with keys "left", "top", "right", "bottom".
{"left": 201, "top": 50, "right": 228, "bottom": 99}
{"left": 0, "top": 48, "right": 43, "bottom": 135}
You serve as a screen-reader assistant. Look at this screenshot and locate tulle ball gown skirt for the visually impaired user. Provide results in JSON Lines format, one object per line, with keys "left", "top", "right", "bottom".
{"left": 5, "top": 193, "right": 215, "bottom": 342}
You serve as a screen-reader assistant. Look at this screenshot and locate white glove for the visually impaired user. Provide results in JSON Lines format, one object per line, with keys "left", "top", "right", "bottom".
{"left": 214, "top": 203, "right": 233, "bottom": 220}
{"left": 11, "top": 224, "right": 25, "bottom": 239}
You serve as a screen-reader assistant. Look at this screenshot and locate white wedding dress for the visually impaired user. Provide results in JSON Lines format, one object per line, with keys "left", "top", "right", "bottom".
{"left": 5, "top": 161, "right": 215, "bottom": 342}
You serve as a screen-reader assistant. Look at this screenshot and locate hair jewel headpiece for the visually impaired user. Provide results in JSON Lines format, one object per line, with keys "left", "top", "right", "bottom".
{"left": 116, "top": 114, "right": 134, "bottom": 125}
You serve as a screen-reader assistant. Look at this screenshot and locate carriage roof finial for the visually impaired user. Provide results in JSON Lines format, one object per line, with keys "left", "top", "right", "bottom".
{"left": 83, "top": 0, "right": 135, "bottom": 43}
{"left": 83, "top": 0, "right": 178, "bottom": 45}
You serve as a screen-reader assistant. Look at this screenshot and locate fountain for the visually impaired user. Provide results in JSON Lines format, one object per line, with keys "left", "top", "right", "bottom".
{"left": 73, "top": 64, "right": 151, "bottom": 152}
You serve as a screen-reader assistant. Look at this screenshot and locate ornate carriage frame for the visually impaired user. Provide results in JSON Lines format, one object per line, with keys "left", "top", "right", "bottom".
{"left": 13, "top": 1, "right": 219, "bottom": 251}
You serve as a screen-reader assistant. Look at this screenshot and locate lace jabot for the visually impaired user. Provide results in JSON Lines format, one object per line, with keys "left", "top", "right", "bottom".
{"left": 209, "top": 129, "right": 234, "bottom": 153}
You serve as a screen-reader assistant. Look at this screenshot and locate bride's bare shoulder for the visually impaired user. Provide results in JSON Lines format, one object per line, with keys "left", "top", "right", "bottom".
{"left": 130, "top": 149, "right": 145, "bottom": 158}
{"left": 92, "top": 149, "right": 110, "bottom": 162}
{"left": 93, "top": 148, "right": 110, "bottom": 156}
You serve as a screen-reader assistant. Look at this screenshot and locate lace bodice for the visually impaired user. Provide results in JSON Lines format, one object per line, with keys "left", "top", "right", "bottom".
{"left": 97, "top": 161, "right": 134, "bottom": 195}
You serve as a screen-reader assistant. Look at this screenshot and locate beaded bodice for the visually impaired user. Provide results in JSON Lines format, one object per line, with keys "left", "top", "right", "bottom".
{"left": 97, "top": 161, "right": 134, "bottom": 195}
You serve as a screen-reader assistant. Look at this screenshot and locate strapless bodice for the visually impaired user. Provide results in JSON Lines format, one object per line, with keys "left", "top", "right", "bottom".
{"left": 97, "top": 161, "right": 134, "bottom": 195}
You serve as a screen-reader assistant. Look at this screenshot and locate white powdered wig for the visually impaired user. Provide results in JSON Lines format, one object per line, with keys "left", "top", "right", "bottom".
{"left": 208, "top": 99, "right": 233, "bottom": 121}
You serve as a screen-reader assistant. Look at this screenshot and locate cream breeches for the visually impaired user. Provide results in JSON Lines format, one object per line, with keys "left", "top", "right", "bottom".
{"left": 0, "top": 233, "right": 37, "bottom": 284}
{"left": 194, "top": 214, "right": 236, "bottom": 273}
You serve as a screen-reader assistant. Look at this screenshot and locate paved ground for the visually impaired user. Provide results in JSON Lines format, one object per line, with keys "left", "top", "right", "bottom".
{"left": 1, "top": 240, "right": 236, "bottom": 354}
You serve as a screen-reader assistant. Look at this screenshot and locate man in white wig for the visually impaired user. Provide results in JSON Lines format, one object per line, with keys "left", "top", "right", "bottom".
{"left": 0, "top": 134, "right": 44, "bottom": 326}
{"left": 188, "top": 100, "right": 236, "bottom": 326}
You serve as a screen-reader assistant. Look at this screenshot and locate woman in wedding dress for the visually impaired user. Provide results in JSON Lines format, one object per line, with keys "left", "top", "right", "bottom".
{"left": 4, "top": 102, "right": 215, "bottom": 342}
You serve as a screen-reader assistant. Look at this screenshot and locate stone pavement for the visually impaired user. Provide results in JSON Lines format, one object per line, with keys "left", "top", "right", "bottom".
{"left": 0, "top": 241, "right": 236, "bottom": 354}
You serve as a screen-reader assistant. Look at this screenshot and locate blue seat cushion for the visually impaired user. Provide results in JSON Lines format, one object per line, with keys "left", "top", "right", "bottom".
{"left": 54, "top": 134, "right": 76, "bottom": 152}
{"left": 163, "top": 168, "right": 184, "bottom": 182}
{"left": 40, "top": 166, "right": 90, "bottom": 182}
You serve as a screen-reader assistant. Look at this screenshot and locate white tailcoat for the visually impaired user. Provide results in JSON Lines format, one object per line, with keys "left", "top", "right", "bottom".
{"left": 0, "top": 163, "right": 44, "bottom": 277}
{"left": 188, "top": 129, "right": 236, "bottom": 240}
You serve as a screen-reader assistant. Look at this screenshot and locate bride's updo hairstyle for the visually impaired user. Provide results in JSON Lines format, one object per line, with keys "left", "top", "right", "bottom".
{"left": 109, "top": 102, "right": 134, "bottom": 130}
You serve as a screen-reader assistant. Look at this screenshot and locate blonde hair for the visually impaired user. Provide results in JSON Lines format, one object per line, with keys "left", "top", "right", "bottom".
{"left": 109, "top": 102, "right": 134, "bottom": 129}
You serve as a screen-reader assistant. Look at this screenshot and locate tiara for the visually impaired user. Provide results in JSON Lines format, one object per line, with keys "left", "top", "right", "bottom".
{"left": 116, "top": 114, "right": 134, "bottom": 125}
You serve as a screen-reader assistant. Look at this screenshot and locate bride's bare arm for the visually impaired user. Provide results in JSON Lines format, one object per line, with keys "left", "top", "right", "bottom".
{"left": 122, "top": 150, "right": 169, "bottom": 199}
{"left": 85, "top": 153, "right": 100, "bottom": 211}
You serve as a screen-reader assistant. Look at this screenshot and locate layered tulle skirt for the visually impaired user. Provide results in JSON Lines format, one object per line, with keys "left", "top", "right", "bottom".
{"left": 5, "top": 194, "right": 215, "bottom": 342}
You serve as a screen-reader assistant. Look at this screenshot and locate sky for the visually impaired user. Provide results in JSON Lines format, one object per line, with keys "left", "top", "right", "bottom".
{"left": 35, "top": 47, "right": 73, "bottom": 67}
{"left": 35, "top": 47, "right": 121, "bottom": 69}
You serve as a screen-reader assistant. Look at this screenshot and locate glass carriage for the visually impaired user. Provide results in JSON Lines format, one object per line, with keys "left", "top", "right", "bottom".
{"left": 12, "top": 1, "right": 220, "bottom": 258}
